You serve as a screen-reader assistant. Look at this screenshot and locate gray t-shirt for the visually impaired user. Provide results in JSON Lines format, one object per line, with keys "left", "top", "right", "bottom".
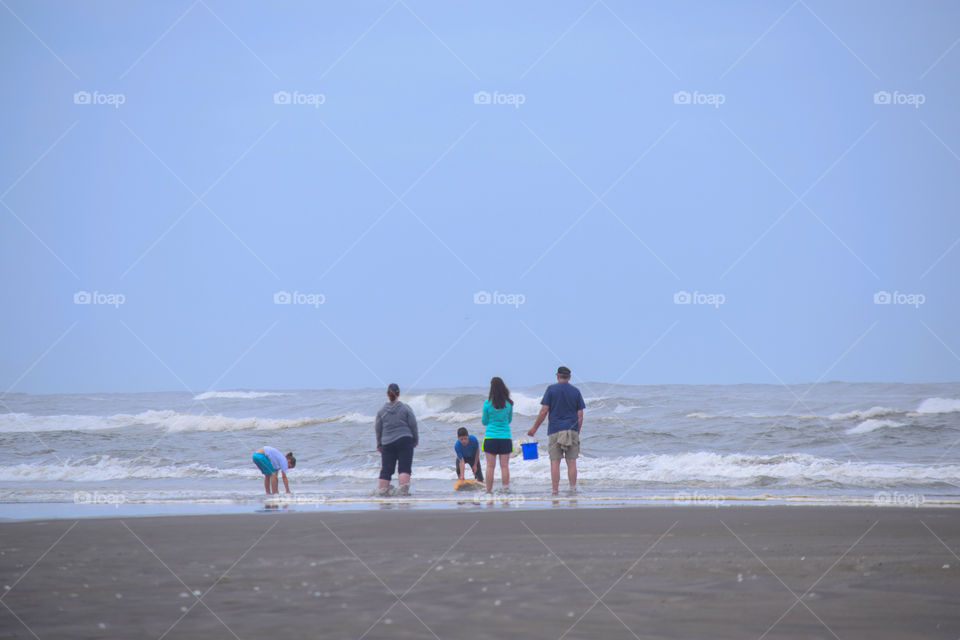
{"left": 375, "top": 401, "right": 418, "bottom": 447}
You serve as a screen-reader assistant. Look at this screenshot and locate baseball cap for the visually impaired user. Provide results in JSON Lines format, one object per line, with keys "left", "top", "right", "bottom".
{"left": 387, "top": 383, "right": 400, "bottom": 394}
{"left": 557, "top": 366, "right": 571, "bottom": 377}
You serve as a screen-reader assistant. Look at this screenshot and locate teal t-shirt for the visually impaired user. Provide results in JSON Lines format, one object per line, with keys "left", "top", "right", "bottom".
{"left": 482, "top": 398, "right": 513, "bottom": 439}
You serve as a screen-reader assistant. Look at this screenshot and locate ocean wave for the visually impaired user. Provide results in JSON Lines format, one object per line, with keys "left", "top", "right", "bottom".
{"left": 8, "top": 452, "right": 956, "bottom": 487}
{"left": 686, "top": 411, "right": 820, "bottom": 420}
{"left": 0, "top": 410, "right": 337, "bottom": 433}
{"left": 430, "top": 412, "right": 483, "bottom": 424}
{"left": 193, "top": 391, "right": 289, "bottom": 400}
{"left": 402, "top": 393, "right": 461, "bottom": 416}
{"left": 338, "top": 412, "right": 376, "bottom": 424}
{"left": 0, "top": 457, "right": 244, "bottom": 481}
{"left": 0, "top": 412, "right": 137, "bottom": 433}
{"left": 614, "top": 404, "right": 643, "bottom": 414}
{"left": 914, "top": 397, "right": 960, "bottom": 415}
{"left": 828, "top": 406, "right": 900, "bottom": 421}
{"left": 574, "top": 452, "right": 959, "bottom": 487}
{"left": 402, "top": 391, "right": 542, "bottom": 419}
{"left": 511, "top": 392, "right": 544, "bottom": 416}
{"left": 846, "top": 419, "right": 907, "bottom": 435}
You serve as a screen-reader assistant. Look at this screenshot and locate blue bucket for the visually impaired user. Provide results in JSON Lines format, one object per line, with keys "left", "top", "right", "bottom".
{"left": 521, "top": 442, "right": 538, "bottom": 460}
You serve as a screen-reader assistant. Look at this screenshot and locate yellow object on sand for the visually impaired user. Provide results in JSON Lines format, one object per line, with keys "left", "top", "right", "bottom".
{"left": 454, "top": 479, "right": 484, "bottom": 491}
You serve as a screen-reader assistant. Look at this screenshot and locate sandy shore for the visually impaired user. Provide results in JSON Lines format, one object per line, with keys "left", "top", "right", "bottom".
{"left": 1, "top": 506, "right": 958, "bottom": 639}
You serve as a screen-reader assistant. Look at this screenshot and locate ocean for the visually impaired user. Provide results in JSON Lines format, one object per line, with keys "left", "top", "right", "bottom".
{"left": 3, "top": 382, "right": 959, "bottom": 517}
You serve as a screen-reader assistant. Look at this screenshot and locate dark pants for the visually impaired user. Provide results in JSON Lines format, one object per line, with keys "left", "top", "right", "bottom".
{"left": 379, "top": 436, "right": 414, "bottom": 481}
{"left": 456, "top": 453, "right": 484, "bottom": 482}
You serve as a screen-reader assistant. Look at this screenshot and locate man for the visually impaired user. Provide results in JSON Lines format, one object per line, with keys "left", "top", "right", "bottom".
{"left": 527, "top": 366, "right": 585, "bottom": 494}
{"left": 252, "top": 446, "right": 296, "bottom": 494}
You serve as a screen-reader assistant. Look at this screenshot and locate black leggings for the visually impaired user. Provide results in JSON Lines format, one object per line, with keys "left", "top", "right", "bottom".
{"left": 380, "top": 436, "right": 414, "bottom": 481}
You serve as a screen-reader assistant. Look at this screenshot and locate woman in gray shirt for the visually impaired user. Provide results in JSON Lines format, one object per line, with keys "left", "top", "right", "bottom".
{"left": 375, "top": 382, "right": 418, "bottom": 495}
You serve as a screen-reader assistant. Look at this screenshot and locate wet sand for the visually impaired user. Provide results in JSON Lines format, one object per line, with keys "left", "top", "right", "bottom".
{"left": 1, "top": 505, "right": 958, "bottom": 639}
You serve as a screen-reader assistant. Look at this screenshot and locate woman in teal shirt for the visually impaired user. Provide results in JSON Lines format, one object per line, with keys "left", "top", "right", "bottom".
{"left": 482, "top": 376, "right": 514, "bottom": 493}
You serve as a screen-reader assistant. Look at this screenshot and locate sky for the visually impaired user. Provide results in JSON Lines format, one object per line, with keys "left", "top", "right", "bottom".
{"left": 1, "top": 0, "right": 959, "bottom": 393}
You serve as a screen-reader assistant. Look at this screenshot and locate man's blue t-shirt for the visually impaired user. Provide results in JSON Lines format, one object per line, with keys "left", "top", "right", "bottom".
{"left": 541, "top": 382, "right": 586, "bottom": 434}
{"left": 454, "top": 434, "right": 480, "bottom": 459}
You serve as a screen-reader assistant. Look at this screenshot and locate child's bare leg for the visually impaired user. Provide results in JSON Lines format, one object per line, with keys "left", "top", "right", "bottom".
{"left": 270, "top": 472, "right": 279, "bottom": 494}
{"left": 499, "top": 454, "right": 510, "bottom": 489}
{"left": 485, "top": 453, "right": 496, "bottom": 493}
{"left": 263, "top": 474, "right": 270, "bottom": 494}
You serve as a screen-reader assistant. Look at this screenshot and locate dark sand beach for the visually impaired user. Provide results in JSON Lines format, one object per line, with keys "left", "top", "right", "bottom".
{"left": 1, "top": 505, "right": 958, "bottom": 639}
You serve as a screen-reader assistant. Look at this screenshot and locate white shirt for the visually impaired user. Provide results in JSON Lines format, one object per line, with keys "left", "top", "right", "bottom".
{"left": 263, "top": 446, "right": 288, "bottom": 472}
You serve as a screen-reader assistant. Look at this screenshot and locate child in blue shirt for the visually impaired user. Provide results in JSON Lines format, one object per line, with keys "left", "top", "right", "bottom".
{"left": 454, "top": 427, "right": 484, "bottom": 482}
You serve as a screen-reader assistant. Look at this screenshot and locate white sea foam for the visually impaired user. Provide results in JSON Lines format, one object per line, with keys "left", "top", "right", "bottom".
{"left": 0, "top": 457, "right": 240, "bottom": 481}
{"left": 338, "top": 412, "right": 376, "bottom": 424}
{"left": 0, "top": 410, "right": 336, "bottom": 433}
{"left": 565, "top": 452, "right": 959, "bottom": 487}
{"left": 686, "top": 411, "right": 819, "bottom": 420}
{"left": 828, "top": 406, "right": 899, "bottom": 421}
{"left": 6, "top": 452, "right": 955, "bottom": 487}
{"left": 404, "top": 393, "right": 457, "bottom": 416}
{"left": 431, "top": 412, "right": 482, "bottom": 424}
{"left": 193, "top": 391, "right": 289, "bottom": 400}
{"left": 614, "top": 404, "right": 643, "bottom": 414}
{"left": 846, "top": 419, "right": 907, "bottom": 435}
{"left": 403, "top": 391, "right": 540, "bottom": 419}
{"left": 510, "top": 392, "right": 543, "bottom": 416}
{"left": 0, "top": 412, "right": 137, "bottom": 433}
{"left": 915, "top": 397, "right": 960, "bottom": 415}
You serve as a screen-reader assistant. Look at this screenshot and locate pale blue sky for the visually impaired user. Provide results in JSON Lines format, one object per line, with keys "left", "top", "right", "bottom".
{"left": 2, "top": 0, "right": 959, "bottom": 393}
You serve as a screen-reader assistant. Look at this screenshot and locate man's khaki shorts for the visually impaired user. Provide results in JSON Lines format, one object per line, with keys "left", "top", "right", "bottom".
{"left": 548, "top": 429, "right": 580, "bottom": 461}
